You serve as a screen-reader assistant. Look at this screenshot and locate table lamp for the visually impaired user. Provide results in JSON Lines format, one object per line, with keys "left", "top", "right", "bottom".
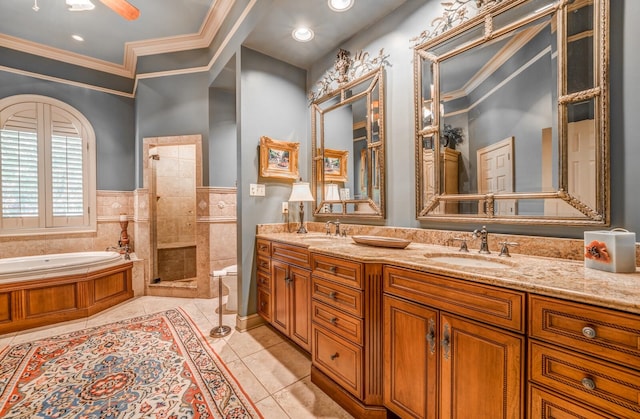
{"left": 324, "top": 183, "right": 340, "bottom": 213}
{"left": 288, "top": 180, "right": 315, "bottom": 234}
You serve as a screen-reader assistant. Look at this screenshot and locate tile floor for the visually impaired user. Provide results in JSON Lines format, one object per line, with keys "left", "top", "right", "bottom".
{"left": 0, "top": 295, "right": 354, "bottom": 419}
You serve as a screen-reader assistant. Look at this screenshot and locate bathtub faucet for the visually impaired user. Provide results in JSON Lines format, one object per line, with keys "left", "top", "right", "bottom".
{"left": 106, "top": 244, "right": 131, "bottom": 260}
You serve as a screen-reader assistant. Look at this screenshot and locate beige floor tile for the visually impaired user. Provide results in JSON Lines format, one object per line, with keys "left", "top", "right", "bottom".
{"left": 242, "top": 341, "right": 311, "bottom": 394}
{"left": 272, "top": 377, "right": 354, "bottom": 419}
{"left": 223, "top": 359, "right": 271, "bottom": 404}
{"left": 0, "top": 333, "right": 16, "bottom": 348}
{"left": 254, "top": 396, "right": 291, "bottom": 419}
{"left": 227, "top": 325, "right": 285, "bottom": 358}
{"left": 205, "top": 336, "right": 240, "bottom": 364}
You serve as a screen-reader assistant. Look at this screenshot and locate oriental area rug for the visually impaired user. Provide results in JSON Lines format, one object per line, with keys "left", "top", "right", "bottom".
{"left": 0, "top": 309, "right": 262, "bottom": 418}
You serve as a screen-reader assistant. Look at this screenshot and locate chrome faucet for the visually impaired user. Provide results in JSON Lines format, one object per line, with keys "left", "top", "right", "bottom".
{"left": 472, "top": 225, "right": 490, "bottom": 254}
{"left": 325, "top": 220, "right": 341, "bottom": 236}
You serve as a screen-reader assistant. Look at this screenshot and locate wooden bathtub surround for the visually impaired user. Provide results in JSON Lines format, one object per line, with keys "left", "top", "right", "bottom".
{"left": 0, "top": 262, "right": 133, "bottom": 334}
{"left": 256, "top": 232, "right": 640, "bottom": 419}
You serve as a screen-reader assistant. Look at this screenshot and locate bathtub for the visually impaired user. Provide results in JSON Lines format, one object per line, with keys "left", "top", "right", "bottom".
{"left": 0, "top": 251, "right": 133, "bottom": 334}
{"left": 0, "top": 251, "right": 123, "bottom": 281}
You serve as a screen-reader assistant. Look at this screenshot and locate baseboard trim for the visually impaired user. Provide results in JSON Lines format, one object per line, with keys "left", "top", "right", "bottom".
{"left": 235, "top": 313, "right": 265, "bottom": 332}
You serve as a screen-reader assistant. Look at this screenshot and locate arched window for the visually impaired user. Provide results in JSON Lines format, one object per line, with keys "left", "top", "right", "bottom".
{"left": 0, "top": 95, "right": 96, "bottom": 234}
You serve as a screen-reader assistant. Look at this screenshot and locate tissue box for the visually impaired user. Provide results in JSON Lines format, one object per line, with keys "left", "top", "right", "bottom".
{"left": 584, "top": 230, "right": 637, "bottom": 273}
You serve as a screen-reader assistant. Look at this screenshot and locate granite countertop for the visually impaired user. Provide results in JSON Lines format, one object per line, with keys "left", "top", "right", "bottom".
{"left": 257, "top": 232, "right": 640, "bottom": 315}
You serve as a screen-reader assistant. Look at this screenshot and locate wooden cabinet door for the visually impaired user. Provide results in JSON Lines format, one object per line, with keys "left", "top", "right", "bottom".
{"left": 290, "top": 265, "right": 311, "bottom": 351}
{"left": 271, "top": 259, "right": 290, "bottom": 336}
{"left": 384, "top": 295, "right": 438, "bottom": 419}
{"left": 439, "top": 313, "right": 524, "bottom": 419}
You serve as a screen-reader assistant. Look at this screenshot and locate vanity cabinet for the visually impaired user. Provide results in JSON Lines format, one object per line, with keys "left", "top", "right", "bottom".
{"left": 528, "top": 295, "right": 640, "bottom": 418}
{"left": 310, "top": 253, "right": 386, "bottom": 418}
{"left": 383, "top": 266, "right": 525, "bottom": 419}
{"left": 256, "top": 239, "right": 311, "bottom": 352}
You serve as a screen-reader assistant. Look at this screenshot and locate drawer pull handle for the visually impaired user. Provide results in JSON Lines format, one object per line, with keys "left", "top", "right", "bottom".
{"left": 330, "top": 317, "right": 338, "bottom": 325}
{"left": 260, "top": 301, "right": 266, "bottom": 308}
{"left": 330, "top": 352, "right": 340, "bottom": 360}
{"left": 581, "top": 377, "right": 596, "bottom": 390}
{"left": 426, "top": 318, "right": 436, "bottom": 355}
{"left": 260, "top": 262, "right": 268, "bottom": 268}
{"left": 259, "top": 245, "right": 267, "bottom": 251}
{"left": 329, "top": 266, "right": 337, "bottom": 273}
{"left": 441, "top": 324, "right": 451, "bottom": 360}
{"left": 329, "top": 291, "right": 337, "bottom": 299}
{"left": 582, "top": 326, "right": 597, "bottom": 339}
{"left": 285, "top": 277, "right": 292, "bottom": 285}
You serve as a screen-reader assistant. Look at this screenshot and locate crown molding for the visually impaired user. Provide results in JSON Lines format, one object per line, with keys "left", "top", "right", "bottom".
{"left": 0, "top": 64, "right": 135, "bottom": 98}
{"left": 0, "top": 0, "right": 236, "bottom": 80}
{"left": 0, "top": 33, "right": 131, "bottom": 78}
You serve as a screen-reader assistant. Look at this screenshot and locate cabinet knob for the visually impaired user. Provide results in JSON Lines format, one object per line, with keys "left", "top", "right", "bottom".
{"left": 582, "top": 326, "right": 597, "bottom": 339}
{"left": 581, "top": 377, "right": 596, "bottom": 391}
{"left": 260, "top": 301, "right": 266, "bottom": 308}
{"left": 330, "top": 352, "right": 340, "bottom": 360}
{"left": 329, "top": 291, "right": 337, "bottom": 299}
{"left": 330, "top": 317, "right": 338, "bottom": 325}
{"left": 329, "top": 266, "right": 337, "bottom": 273}
{"left": 260, "top": 261, "right": 268, "bottom": 268}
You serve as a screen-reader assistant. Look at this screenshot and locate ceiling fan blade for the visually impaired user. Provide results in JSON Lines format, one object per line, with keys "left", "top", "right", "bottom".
{"left": 99, "top": 0, "right": 140, "bottom": 20}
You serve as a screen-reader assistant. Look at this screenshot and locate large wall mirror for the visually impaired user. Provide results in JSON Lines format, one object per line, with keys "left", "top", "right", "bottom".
{"left": 311, "top": 50, "right": 387, "bottom": 219}
{"left": 414, "top": 0, "right": 609, "bottom": 225}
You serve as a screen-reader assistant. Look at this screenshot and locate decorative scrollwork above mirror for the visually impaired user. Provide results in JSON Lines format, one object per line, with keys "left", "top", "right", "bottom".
{"left": 311, "top": 49, "right": 389, "bottom": 219}
{"left": 414, "top": 0, "right": 609, "bottom": 225}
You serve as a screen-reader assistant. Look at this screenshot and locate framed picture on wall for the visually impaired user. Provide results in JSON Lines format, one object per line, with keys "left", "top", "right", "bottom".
{"left": 317, "top": 148, "right": 348, "bottom": 182}
{"left": 259, "top": 136, "right": 300, "bottom": 180}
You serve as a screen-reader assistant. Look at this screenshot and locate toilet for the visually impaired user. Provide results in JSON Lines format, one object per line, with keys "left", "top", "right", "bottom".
{"left": 220, "top": 264, "right": 238, "bottom": 312}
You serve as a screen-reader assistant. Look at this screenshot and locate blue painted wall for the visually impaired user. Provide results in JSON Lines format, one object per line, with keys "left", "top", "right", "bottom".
{"left": 237, "top": 47, "right": 308, "bottom": 317}
{"left": 0, "top": 70, "right": 135, "bottom": 191}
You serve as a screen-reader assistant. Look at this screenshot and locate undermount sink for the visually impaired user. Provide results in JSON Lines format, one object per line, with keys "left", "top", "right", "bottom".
{"left": 424, "top": 253, "right": 515, "bottom": 269}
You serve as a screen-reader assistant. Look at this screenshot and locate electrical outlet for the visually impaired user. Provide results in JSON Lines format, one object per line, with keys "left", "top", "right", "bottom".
{"left": 282, "top": 202, "right": 289, "bottom": 214}
{"left": 249, "top": 183, "right": 266, "bottom": 196}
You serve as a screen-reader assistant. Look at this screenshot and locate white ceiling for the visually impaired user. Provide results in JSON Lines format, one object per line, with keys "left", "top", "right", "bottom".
{"left": 0, "top": 0, "right": 408, "bottom": 71}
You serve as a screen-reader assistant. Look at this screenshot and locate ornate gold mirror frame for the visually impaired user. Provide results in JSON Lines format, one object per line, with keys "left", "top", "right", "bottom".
{"left": 414, "top": 0, "right": 609, "bottom": 225}
{"left": 310, "top": 49, "right": 389, "bottom": 219}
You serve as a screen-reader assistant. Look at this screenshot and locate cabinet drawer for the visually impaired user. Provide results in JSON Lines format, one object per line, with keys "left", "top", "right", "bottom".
{"left": 529, "top": 341, "right": 640, "bottom": 418}
{"left": 384, "top": 266, "right": 524, "bottom": 332}
{"left": 257, "top": 270, "right": 271, "bottom": 291}
{"left": 272, "top": 242, "right": 310, "bottom": 268}
{"left": 257, "top": 288, "right": 271, "bottom": 322}
{"left": 312, "top": 276, "right": 363, "bottom": 317}
{"left": 529, "top": 385, "right": 618, "bottom": 419}
{"left": 256, "top": 239, "right": 271, "bottom": 257}
{"left": 257, "top": 255, "right": 270, "bottom": 274}
{"left": 313, "top": 325, "right": 362, "bottom": 399}
{"left": 312, "top": 300, "right": 363, "bottom": 345}
{"left": 529, "top": 295, "right": 640, "bottom": 369}
{"left": 311, "top": 254, "right": 362, "bottom": 288}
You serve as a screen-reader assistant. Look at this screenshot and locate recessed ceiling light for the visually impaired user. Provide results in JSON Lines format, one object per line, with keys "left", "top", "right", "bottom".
{"left": 292, "top": 27, "right": 314, "bottom": 42}
{"left": 72, "top": 34, "right": 85, "bottom": 42}
{"left": 328, "top": 0, "right": 354, "bottom": 12}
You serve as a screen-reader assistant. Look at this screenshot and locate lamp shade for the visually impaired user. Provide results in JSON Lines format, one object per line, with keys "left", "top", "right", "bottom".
{"left": 288, "top": 181, "right": 314, "bottom": 202}
{"left": 325, "top": 183, "right": 340, "bottom": 201}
